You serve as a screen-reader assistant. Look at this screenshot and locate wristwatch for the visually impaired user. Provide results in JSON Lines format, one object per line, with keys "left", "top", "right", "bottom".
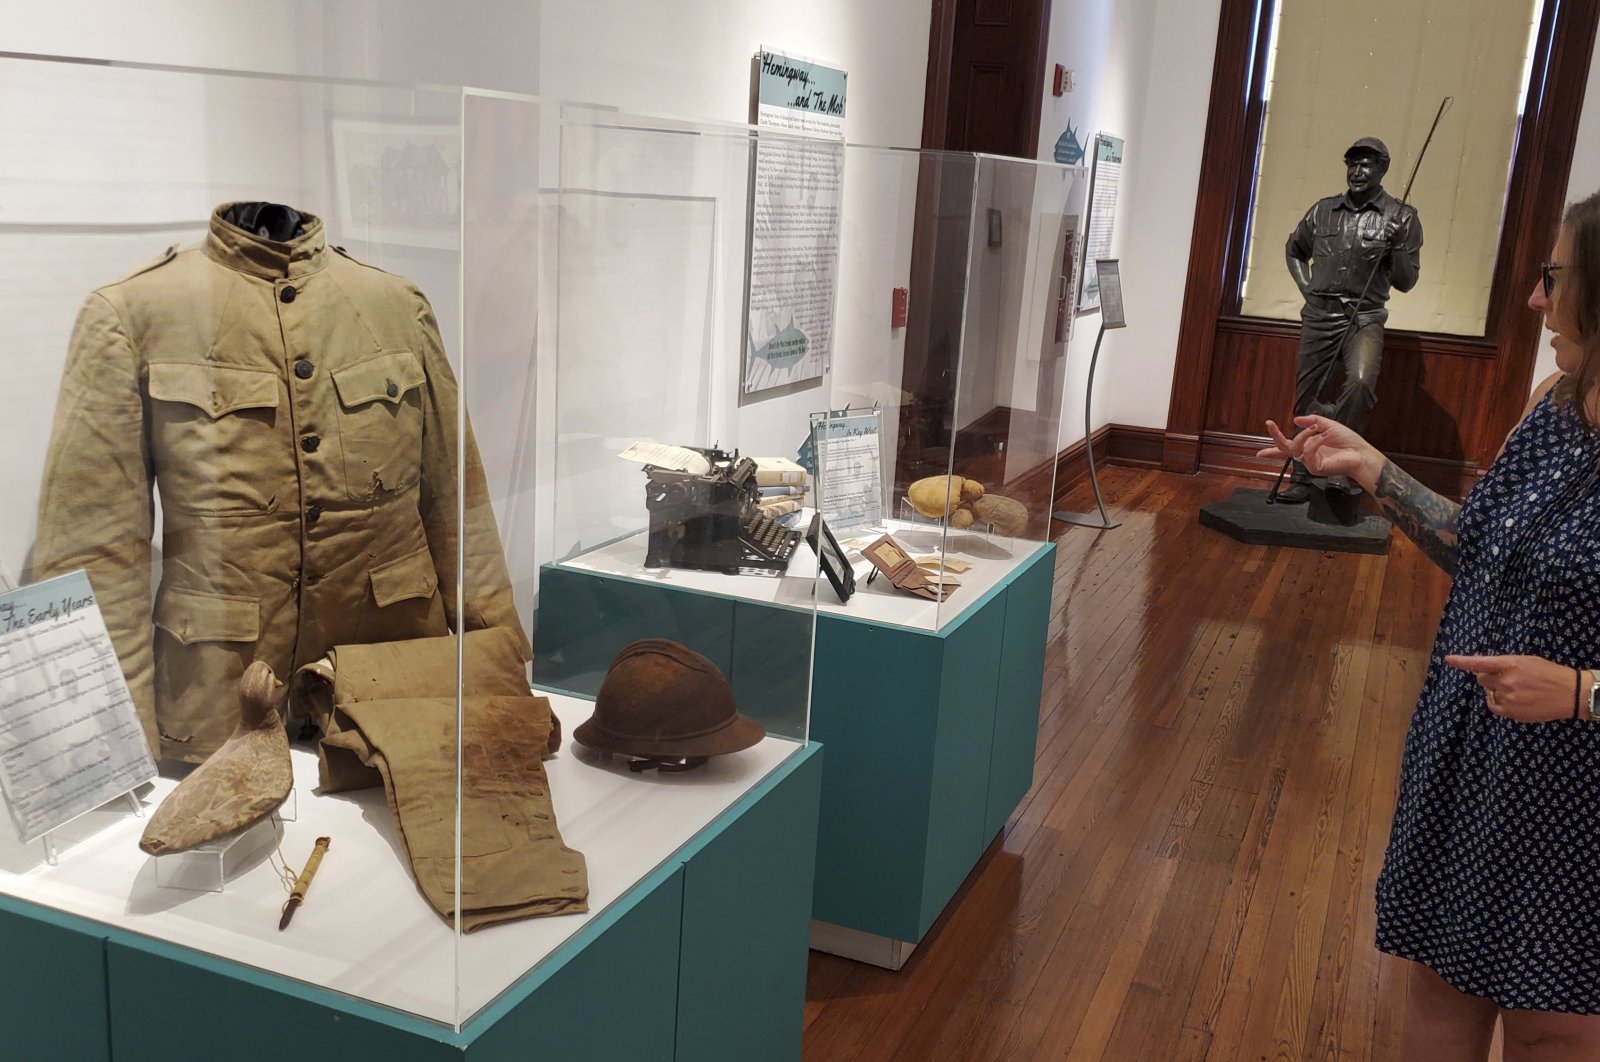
{"left": 1587, "top": 671, "right": 1600, "bottom": 722}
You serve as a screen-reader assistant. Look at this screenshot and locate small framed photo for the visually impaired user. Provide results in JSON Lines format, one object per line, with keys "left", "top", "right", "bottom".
{"left": 806, "top": 512, "right": 856, "bottom": 603}
{"left": 327, "top": 115, "right": 462, "bottom": 251}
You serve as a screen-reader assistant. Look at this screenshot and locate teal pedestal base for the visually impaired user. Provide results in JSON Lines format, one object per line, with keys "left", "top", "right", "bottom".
{"left": 538, "top": 540, "right": 1054, "bottom": 964}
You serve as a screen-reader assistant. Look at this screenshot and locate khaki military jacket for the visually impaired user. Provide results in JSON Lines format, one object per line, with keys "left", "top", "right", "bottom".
{"left": 33, "top": 205, "right": 530, "bottom": 762}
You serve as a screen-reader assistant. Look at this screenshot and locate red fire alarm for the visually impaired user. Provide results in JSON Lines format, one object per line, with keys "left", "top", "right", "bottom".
{"left": 891, "top": 287, "right": 909, "bottom": 328}
{"left": 1052, "top": 64, "right": 1070, "bottom": 96}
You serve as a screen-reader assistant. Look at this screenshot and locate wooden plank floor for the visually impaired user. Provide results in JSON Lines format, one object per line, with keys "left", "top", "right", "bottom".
{"left": 802, "top": 467, "right": 1494, "bottom": 1062}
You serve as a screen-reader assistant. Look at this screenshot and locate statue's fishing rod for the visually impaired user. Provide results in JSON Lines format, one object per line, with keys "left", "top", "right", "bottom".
{"left": 1266, "top": 95, "right": 1453, "bottom": 503}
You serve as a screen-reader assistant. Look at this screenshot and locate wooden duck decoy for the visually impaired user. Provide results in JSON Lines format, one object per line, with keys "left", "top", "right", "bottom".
{"left": 139, "top": 661, "right": 293, "bottom": 855}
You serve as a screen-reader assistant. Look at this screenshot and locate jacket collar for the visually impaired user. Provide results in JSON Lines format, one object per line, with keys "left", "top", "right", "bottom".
{"left": 1333, "top": 187, "right": 1395, "bottom": 214}
{"left": 204, "top": 203, "right": 328, "bottom": 280}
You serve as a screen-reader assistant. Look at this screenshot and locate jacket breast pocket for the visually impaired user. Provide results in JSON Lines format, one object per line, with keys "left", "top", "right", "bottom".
{"left": 147, "top": 363, "right": 284, "bottom": 516}
{"left": 331, "top": 351, "right": 426, "bottom": 503}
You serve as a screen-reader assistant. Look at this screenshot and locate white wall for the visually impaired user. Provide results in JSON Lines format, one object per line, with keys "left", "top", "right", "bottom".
{"left": 1029, "top": 0, "right": 1221, "bottom": 441}
{"left": 4, "top": 0, "right": 542, "bottom": 93}
{"left": 2, "top": 1, "right": 935, "bottom": 621}
{"left": 536, "top": 0, "right": 928, "bottom": 147}
{"left": 1105, "top": 0, "right": 1224, "bottom": 431}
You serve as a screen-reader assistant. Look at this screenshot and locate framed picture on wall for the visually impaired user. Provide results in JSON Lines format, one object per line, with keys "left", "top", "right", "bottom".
{"left": 327, "top": 115, "right": 462, "bottom": 251}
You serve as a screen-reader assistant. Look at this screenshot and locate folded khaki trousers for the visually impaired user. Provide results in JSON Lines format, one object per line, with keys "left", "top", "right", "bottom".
{"left": 294, "top": 628, "right": 588, "bottom": 931}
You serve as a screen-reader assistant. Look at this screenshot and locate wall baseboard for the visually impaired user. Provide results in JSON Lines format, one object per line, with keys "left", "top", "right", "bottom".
{"left": 1051, "top": 424, "right": 1484, "bottom": 510}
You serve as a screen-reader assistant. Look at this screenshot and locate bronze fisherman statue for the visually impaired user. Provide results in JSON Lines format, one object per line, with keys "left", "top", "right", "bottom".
{"left": 1279, "top": 136, "right": 1423, "bottom": 504}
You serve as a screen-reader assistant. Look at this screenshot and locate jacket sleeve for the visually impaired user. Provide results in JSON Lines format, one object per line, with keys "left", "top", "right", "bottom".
{"left": 414, "top": 291, "right": 533, "bottom": 662}
{"left": 31, "top": 293, "right": 159, "bottom": 757}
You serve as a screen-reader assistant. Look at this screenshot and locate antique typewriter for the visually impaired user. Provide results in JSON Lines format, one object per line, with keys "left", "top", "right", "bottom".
{"left": 642, "top": 446, "right": 802, "bottom": 576}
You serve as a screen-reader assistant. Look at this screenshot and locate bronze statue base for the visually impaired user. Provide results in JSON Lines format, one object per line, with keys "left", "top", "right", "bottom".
{"left": 1198, "top": 487, "right": 1390, "bottom": 555}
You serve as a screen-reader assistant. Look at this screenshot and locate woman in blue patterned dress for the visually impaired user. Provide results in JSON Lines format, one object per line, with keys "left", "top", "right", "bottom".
{"left": 1261, "top": 190, "right": 1600, "bottom": 1060}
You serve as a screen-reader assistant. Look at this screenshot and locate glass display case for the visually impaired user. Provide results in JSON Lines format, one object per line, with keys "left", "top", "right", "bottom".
{"left": 533, "top": 111, "right": 1088, "bottom": 643}
{"left": 826, "top": 144, "right": 1088, "bottom": 630}
{"left": 531, "top": 108, "right": 829, "bottom": 734}
{"left": 0, "top": 53, "right": 818, "bottom": 1041}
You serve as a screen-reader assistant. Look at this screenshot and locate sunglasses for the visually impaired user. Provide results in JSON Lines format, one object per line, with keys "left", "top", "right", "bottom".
{"left": 1542, "top": 262, "right": 1568, "bottom": 298}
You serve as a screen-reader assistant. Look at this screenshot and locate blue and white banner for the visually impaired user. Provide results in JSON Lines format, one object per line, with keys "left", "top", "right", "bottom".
{"left": 744, "top": 49, "right": 847, "bottom": 397}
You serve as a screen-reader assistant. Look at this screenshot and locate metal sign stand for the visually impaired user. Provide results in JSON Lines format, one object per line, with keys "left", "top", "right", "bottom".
{"left": 1054, "top": 259, "right": 1125, "bottom": 530}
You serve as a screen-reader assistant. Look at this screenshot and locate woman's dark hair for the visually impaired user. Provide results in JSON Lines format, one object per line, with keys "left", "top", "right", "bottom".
{"left": 1555, "top": 189, "right": 1600, "bottom": 427}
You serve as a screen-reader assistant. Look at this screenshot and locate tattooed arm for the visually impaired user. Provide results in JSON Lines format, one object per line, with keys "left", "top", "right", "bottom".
{"left": 1260, "top": 375, "right": 1562, "bottom": 579}
{"left": 1372, "top": 461, "right": 1460, "bottom": 576}
{"left": 1260, "top": 415, "right": 1455, "bottom": 572}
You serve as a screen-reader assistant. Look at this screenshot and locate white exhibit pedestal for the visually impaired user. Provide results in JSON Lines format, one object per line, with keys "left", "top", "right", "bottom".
{"left": 559, "top": 515, "right": 1035, "bottom": 631}
{"left": 0, "top": 694, "right": 802, "bottom": 1025}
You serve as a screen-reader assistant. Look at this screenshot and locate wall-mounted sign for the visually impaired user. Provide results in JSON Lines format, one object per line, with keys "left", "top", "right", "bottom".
{"left": 743, "top": 49, "right": 847, "bottom": 398}
{"left": 1078, "top": 133, "right": 1124, "bottom": 313}
{"left": 755, "top": 49, "right": 847, "bottom": 134}
{"left": 1053, "top": 122, "right": 1086, "bottom": 166}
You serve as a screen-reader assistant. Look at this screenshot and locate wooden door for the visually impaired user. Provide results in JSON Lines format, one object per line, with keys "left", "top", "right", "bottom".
{"left": 896, "top": 0, "right": 1053, "bottom": 495}
{"left": 939, "top": 0, "right": 1051, "bottom": 157}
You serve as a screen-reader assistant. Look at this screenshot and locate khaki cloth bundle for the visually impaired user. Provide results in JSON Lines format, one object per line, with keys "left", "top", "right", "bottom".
{"left": 294, "top": 628, "right": 587, "bottom": 931}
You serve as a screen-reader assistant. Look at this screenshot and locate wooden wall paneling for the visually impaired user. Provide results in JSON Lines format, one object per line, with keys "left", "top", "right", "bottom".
{"left": 1194, "top": 432, "right": 1484, "bottom": 499}
{"left": 1201, "top": 320, "right": 1498, "bottom": 470}
{"left": 1050, "top": 425, "right": 1173, "bottom": 513}
{"left": 1200, "top": 321, "right": 1296, "bottom": 438}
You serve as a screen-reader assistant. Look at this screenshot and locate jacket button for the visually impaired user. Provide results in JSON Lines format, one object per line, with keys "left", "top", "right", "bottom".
{"left": 301, "top": 434, "right": 320, "bottom": 453}
{"left": 280, "top": 285, "right": 297, "bottom": 303}
{"left": 306, "top": 503, "right": 323, "bottom": 524}
{"left": 294, "top": 359, "right": 314, "bottom": 380}
{"left": 386, "top": 380, "right": 399, "bottom": 398}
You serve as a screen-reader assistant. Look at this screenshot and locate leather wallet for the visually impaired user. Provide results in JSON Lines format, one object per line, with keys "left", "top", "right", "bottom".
{"left": 861, "top": 534, "right": 960, "bottom": 601}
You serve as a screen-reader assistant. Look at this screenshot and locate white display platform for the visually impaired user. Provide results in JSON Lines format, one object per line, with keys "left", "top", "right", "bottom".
{"left": 557, "top": 516, "right": 1037, "bottom": 630}
{"left": 0, "top": 694, "right": 801, "bottom": 1026}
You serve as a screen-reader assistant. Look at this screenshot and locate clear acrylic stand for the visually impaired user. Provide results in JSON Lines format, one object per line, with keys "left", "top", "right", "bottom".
{"left": 151, "top": 788, "right": 297, "bottom": 894}
{"left": 895, "top": 495, "right": 999, "bottom": 536}
{"left": 38, "top": 789, "right": 145, "bottom": 868}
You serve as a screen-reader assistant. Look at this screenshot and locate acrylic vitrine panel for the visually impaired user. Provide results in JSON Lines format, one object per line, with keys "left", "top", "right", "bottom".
{"left": 0, "top": 52, "right": 484, "bottom": 1030}
{"left": 951, "top": 154, "right": 1089, "bottom": 537}
{"left": 821, "top": 145, "right": 1088, "bottom": 630}
{"left": 530, "top": 109, "right": 823, "bottom": 756}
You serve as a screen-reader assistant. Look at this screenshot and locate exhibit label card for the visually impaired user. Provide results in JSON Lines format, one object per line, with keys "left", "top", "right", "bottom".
{"left": 0, "top": 570, "right": 156, "bottom": 842}
{"left": 744, "top": 48, "right": 846, "bottom": 397}
{"left": 811, "top": 410, "right": 883, "bottom": 533}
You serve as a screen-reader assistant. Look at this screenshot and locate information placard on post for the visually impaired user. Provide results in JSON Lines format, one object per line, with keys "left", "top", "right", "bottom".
{"left": 0, "top": 570, "right": 156, "bottom": 843}
{"left": 1096, "top": 259, "right": 1127, "bottom": 329}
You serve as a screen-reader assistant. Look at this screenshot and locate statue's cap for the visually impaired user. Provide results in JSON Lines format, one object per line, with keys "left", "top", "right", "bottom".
{"left": 1344, "top": 137, "right": 1390, "bottom": 163}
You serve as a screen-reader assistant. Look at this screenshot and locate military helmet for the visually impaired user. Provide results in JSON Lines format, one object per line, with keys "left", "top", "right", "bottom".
{"left": 574, "top": 639, "right": 764, "bottom": 769}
